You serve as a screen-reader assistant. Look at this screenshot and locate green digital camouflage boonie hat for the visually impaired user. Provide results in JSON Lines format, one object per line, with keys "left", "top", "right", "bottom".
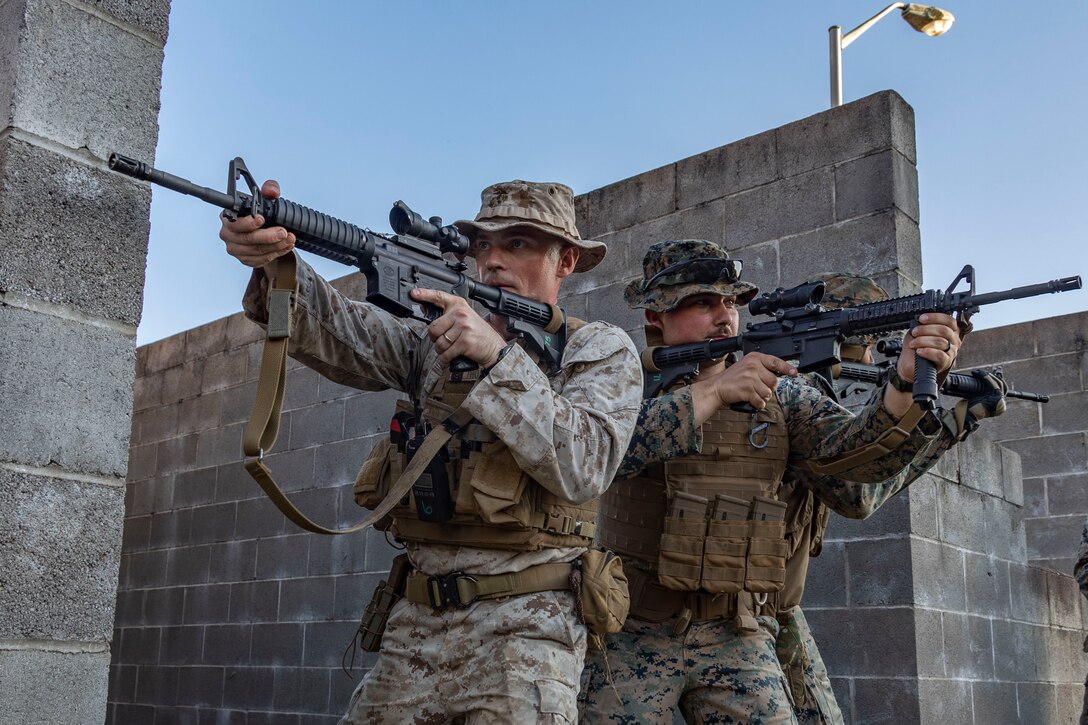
{"left": 807, "top": 272, "right": 889, "bottom": 309}
{"left": 453, "top": 180, "right": 606, "bottom": 273}
{"left": 624, "top": 239, "right": 759, "bottom": 313}
{"left": 807, "top": 272, "right": 890, "bottom": 345}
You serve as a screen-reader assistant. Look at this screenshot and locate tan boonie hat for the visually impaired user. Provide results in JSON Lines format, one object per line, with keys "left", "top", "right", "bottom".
{"left": 624, "top": 239, "right": 758, "bottom": 313}
{"left": 453, "top": 180, "right": 606, "bottom": 273}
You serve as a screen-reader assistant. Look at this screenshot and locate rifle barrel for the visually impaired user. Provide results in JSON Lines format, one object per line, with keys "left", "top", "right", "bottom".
{"left": 109, "top": 153, "right": 237, "bottom": 209}
{"left": 967, "top": 276, "right": 1082, "bottom": 308}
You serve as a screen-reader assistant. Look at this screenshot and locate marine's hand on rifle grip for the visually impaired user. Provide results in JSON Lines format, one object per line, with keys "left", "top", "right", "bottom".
{"left": 690, "top": 353, "right": 796, "bottom": 425}
{"left": 219, "top": 179, "right": 296, "bottom": 273}
{"left": 411, "top": 288, "right": 507, "bottom": 370}
{"left": 886, "top": 312, "right": 960, "bottom": 414}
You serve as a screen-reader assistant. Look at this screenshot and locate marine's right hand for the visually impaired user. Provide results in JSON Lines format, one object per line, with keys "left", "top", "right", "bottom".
{"left": 689, "top": 352, "right": 796, "bottom": 424}
{"left": 219, "top": 179, "right": 296, "bottom": 273}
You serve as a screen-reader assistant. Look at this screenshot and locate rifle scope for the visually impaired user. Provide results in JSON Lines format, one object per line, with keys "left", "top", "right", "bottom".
{"left": 749, "top": 281, "right": 824, "bottom": 317}
{"left": 389, "top": 201, "right": 470, "bottom": 256}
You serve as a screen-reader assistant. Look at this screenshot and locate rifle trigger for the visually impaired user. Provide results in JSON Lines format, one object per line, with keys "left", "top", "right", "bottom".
{"left": 748, "top": 416, "right": 770, "bottom": 449}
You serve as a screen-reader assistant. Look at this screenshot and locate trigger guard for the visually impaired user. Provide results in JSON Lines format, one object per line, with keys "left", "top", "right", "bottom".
{"left": 420, "top": 302, "right": 443, "bottom": 321}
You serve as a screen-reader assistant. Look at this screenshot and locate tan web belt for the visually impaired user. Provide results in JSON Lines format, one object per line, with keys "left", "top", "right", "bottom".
{"left": 403, "top": 562, "right": 573, "bottom": 610}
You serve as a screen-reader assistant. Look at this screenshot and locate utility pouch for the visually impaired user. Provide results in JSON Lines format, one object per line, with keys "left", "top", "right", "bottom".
{"left": 358, "top": 554, "right": 410, "bottom": 653}
{"left": 745, "top": 496, "right": 788, "bottom": 593}
{"left": 354, "top": 438, "right": 394, "bottom": 510}
{"left": 701, "top": 494, "right": 750, "bottom": 593}
{"left": 774, "top": 612, "right": 809, "bottom": 705}
{"left": 354, "top": 400, "right": 414, "bottom": 513}
{"left": 658, "top": 492, "right": 708, "bottom": 591}
{"left": 352, "top": 437, "right": 403, "bottom": 532}
{"left": 468, "top": 442, "right": 532, "bottom": 527}
{"left": 574, "top": 548, "right": 630, "bottom": 638}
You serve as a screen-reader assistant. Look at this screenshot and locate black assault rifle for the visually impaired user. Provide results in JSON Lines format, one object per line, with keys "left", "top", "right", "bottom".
{"left": 645, "top": 267, "right": 1081, "bottom": 408}
{"left": 838, "top": 341, "right": 1050, "bottom": 403}
{"left": 108, "top": 153, "right": 569, "bottom": 372}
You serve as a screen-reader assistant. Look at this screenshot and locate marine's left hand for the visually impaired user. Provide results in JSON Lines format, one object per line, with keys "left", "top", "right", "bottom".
{"left": 964, "top": 368, "right": 1008, "bottom": 423}
{"left": 896, "top": 312, "right": 960, "bottom": 383}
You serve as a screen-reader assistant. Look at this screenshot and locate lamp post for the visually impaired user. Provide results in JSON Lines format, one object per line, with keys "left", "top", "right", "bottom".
{"left": 829, "top": 2, "right": 955, "bottom": 107}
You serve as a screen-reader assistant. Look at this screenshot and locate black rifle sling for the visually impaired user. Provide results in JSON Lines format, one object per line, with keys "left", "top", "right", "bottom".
{"left": 241, "top": 254, "right": 473, "bottom": 535}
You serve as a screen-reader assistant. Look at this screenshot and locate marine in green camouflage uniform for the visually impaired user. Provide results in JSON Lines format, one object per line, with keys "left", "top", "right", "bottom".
{"left": 779, "top": 272, "right": 890, "bottom": 725}
{"left": 582, "top": 241, "right": 970, "bottom": 725}
{"left": 1077, "top": 517, "right": 1088, "bottom": 725}
{"left": 807, "top": 273, "right": 890, "bottom": 413}
{"left": 223, "top": 180, "right": 642, "bottom": 724}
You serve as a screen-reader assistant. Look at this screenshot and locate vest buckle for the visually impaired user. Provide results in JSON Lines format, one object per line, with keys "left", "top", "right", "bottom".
{"left": 426, "top": 571, "right": 479, "bottom": 610}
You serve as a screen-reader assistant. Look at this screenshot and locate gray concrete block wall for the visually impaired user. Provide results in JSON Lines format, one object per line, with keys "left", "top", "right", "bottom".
{"left": 573, "top": 91, "right": 923, "bottom": 353}
{"left": 807, "top": 433, "right": 1086, "bottom": 724}
{"left": 109, "top": 272, "right": 397, "bottom": 724}
{"left": 108, "top": 90, "right": 1087, "bottom": 723}
{"left": 955, "top": 311, "right": 1088, "bottom": 575}
{"left": 0, "top": 1, "right": 169, "bottom": 723}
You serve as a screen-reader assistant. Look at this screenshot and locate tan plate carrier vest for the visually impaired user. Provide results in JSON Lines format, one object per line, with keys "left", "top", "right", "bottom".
{"left": 354, "top": 319, "right": 598, "bottom": 552}
{"left": 598, "top": 376, "right": 792, "bottom": 629}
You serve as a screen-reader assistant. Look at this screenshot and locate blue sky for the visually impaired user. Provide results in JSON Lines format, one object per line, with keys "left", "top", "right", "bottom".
{"left": 138, "top": 1, "right": 1087, "bottom": 344}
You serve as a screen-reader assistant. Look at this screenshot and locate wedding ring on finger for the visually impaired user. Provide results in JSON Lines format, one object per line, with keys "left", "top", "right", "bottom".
{"left": 442, "top": 332, "right": 455, "bottom": 344}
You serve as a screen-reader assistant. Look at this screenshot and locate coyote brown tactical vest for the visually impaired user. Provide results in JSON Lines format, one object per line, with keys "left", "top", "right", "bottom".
{"left": 597, "top": 378, "right": 791, "bottom": 599}
{"left": 774, "top": 371, "right": 838, "bottom": 609}
{"left": 775, "top": 475, "right": 831, "bottom": 611}
{"left": 354, "top": 318, "right": 597, "bottom": 551}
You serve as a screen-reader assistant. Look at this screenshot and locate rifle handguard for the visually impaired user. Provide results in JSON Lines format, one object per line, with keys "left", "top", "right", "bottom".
{"left": 642, "top": 346, "right": 664, "bottom": 373}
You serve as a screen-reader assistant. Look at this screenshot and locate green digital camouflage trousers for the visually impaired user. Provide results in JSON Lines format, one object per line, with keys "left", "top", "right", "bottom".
{"left": 339, "top": 591, "right": 585, "bottom": 724}
{"left": 579, "top": 614, "right": 798, "bottom": 724}
{"left": 775, "top": 606, "right": 844, "bottom": 725}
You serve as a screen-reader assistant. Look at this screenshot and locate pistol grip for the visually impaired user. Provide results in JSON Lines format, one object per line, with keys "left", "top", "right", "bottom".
{"left": 450, "top": 357, "right": 478, "bottom": 373}
{"left": 912, "top": 354, "right": 939, "bottom": 410}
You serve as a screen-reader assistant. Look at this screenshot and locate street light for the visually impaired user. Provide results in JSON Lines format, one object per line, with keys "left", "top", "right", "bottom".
{"left": 829, "top": 2, "right": 955, "bottom": 107}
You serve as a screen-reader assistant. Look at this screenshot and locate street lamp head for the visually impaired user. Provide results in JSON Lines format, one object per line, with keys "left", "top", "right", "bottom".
{"left": 900, "top": 3, "right": 955, "bottom": 36}
{"left": 830, "top": 2, "right": 955, "bottom": 107}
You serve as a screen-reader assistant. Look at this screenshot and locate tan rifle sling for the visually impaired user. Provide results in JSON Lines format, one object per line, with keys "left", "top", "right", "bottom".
{"left": 791, "top": 403, "right": 927, "bottom": 476}
{"left": 241, "top": 254, "right": 473, "bottom": 535}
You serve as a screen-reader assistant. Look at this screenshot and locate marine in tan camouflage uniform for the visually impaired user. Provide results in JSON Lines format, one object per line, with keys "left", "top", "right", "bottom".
{"left": 581, "top": 240, "right": 969, "bottom": 725}
{"left": 221, "top": 179, "right": 642, "bottom": 724}
{"left": 1077, "top": 517, "right": 1088, "bottom": 725}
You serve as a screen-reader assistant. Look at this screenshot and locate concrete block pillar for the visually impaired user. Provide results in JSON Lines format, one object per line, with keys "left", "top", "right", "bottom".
{"left": 0, "top": 1, "right": 169, "bottom": 723}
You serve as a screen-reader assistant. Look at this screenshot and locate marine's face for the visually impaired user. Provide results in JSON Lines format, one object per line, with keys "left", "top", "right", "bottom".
{"left": 472, "top": 228, "right": 577, "bottom": 304}
{"left": 647, "top": 292, "right": 740, "bottom": 346}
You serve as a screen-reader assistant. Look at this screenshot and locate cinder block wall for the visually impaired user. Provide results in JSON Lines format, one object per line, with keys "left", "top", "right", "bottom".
{"left": 0, "top": 1, "right": 170, "bottom": 724}
{"left": 569, "top": 90, "right": 923, "bottom": 341}
{"left": 807, "top": 434, "right": 1088, "bottom": 723}
{"left": 109, "top": 91, "right": 1086, "bottom": 723}
{"left": 952, "top": 311, "right": 1088, "bottom": 575}
{"left": 112, "top": 276, "right": 399, "bottom": 724}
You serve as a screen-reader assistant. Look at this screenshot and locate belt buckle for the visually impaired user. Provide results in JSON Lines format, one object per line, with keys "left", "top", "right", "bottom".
{"left": 426, "top": 571, "right": 478, "bottom": 610}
